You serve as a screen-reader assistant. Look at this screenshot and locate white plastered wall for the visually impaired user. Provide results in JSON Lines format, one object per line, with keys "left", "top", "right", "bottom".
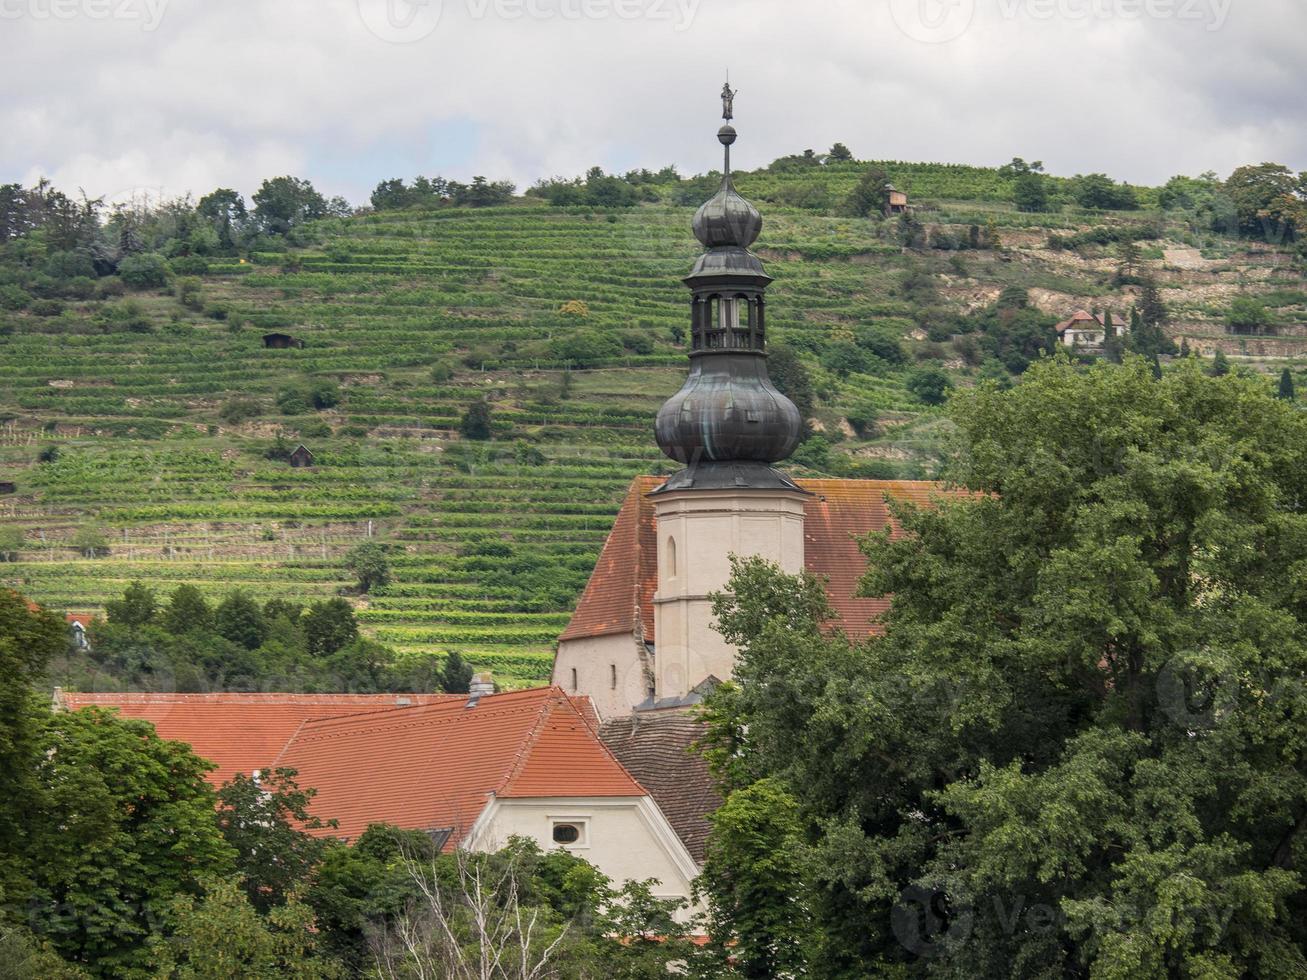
{"left": 652, "top": 488, "right": 807, "bottom": 700}
{"left": 465, "top": 796, "right": 702, "bottom": 913}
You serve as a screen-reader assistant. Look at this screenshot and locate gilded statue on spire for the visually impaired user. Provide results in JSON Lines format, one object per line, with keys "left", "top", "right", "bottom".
{"left": 721, "top": 81, "right": 736, "bottom": 121}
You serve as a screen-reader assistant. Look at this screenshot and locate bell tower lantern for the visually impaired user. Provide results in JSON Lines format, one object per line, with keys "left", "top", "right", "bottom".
{"left": 649, "top": 84, "right": 809, "bottom": 705}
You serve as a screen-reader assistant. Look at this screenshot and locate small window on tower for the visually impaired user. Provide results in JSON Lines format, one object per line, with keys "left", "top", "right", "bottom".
{"left": 610, "top": 664, "right": 618, "bottom": 689}
{"left": 666, "top": 536, "right": 677, "bottom": 578}
{"left": 570, "top": 668, "right": 578, "bottom": 691}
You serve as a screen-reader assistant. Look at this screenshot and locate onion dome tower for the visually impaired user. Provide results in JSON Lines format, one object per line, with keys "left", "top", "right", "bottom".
{"left": 648, "top": 85, "right": 809, "bottom": 708}
{"left": 653, "top": 91, "right": 803, "bottom": 494}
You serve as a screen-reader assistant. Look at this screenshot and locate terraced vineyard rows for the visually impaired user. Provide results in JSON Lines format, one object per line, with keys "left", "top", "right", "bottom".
{"left": 3, "top": 188, "right": 1304, "bottom": 685}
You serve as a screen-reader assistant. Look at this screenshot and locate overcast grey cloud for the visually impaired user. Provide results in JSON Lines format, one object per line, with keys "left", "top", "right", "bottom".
{"left": 1, "top": 0, "right": 1303, "bottom": 203}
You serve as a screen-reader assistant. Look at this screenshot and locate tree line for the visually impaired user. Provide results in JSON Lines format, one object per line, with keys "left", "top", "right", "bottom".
{"left": 51, "top": 577, "right": 476, "bottom": 698}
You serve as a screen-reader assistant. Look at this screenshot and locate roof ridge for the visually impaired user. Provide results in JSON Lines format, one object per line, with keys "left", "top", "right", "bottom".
{"left": 494, "top": 688, "right": 565, "bottom": 796}
{"left": 269, "top": 717, "right": 313, "bottom": 770}
{"left": 500, "top": 689, "right": 649, "bottom": 799}
{"left": 289, "top": 695, "right": 550, "bottom": 743}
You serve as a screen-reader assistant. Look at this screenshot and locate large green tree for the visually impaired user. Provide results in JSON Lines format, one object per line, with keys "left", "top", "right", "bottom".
{"left": 27, "top": 709, "right": 236, "bottom": 974}
{"left": 0, "top": 592, "right": 67, "bottom": 911}
{"left": 701, "top": 357, "right": 1307, "bottom": 977}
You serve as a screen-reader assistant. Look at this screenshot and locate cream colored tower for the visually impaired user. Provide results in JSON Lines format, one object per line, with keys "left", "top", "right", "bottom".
{"left": 652, "top": 485, "right": 807, "bottom": 700}
{"left": 648, "top": 91, "right": 807, "bottom": 703}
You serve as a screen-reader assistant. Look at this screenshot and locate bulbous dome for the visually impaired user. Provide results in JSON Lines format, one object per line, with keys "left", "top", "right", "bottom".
{"left": 655, "top": 352, "right": 802, "bottom": 465}
{"left": 692, "top": 177, "right": 762, "bottom": 249}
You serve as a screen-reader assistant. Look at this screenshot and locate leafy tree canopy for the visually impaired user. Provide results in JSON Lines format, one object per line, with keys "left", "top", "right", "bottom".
{"left": 700, "top": 357, "right": 1307, "bottom": 977}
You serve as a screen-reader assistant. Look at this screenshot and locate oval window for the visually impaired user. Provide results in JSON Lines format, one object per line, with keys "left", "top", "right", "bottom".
{"left": 552, "top": 823, "right": 581, "bottom": 845}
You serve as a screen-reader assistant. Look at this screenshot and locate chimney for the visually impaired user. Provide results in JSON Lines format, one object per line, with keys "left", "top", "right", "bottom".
{"left": 466, "top": 672, "right": 495, "bottom": 707}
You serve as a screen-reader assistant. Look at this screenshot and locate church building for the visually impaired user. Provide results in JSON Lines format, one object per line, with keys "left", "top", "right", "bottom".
{"left": 554, "top": 99, "right": 946, "bottom": 720}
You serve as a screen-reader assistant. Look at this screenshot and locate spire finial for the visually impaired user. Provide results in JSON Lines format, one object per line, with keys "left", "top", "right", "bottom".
{"left": 718, "top": 78, "right": 738, "bottom": 178}
{"left": 721, "top": 77, "right": 736, "bottom": 122}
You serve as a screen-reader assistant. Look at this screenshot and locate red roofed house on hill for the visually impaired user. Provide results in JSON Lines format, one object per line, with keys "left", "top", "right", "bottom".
{"left": 54, "top": 688, "right": 701, "bottom": 909}
{"left": 1055, "top": 310, "right": 1128, "bottom": 353}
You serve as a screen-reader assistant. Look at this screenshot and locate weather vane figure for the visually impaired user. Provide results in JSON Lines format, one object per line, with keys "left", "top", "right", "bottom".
{"left": 721, "top": 79, "right": 736, "bottom": 121}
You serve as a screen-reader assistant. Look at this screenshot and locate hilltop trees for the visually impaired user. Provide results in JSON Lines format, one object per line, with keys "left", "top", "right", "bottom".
{"left": 1001, "top": 158, "right": 1052, "bottom": 213}
{"left": 196, "top": 187, "right": 247, "bottom": 250}
{"left": 1225, "top": 163, "right": 1307, "bottom": 243}
{"left": 253, "top": 176, "right": 328, "bottom": 234}
{"left": 1072, "top": 172, "right": 1140, "bottom": 210}
{"left": 700, "top": 357, "right": 1307, "bottom": 975}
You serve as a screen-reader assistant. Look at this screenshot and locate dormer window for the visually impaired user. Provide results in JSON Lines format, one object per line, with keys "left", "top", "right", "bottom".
{"left": 551, "top": 819, "right": 588, "bottom": 847}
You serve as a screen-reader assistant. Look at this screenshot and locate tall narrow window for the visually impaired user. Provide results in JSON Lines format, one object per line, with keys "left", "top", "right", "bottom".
{"left": 610, "top": 664, "right": 617, "bottom": 689}
{"left": 570, "top": 668, "right": 578, "bottom": 691}
{"left": 666, "top": 536, "right": 677, "bottom": 579}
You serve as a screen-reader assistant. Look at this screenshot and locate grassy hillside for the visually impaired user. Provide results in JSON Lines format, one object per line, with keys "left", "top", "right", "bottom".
{"left": 2, "top": 163, "right": 1305, "bottom": 686}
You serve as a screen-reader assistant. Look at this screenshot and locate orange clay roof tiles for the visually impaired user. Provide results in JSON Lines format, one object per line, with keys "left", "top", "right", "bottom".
{"left": 559, "top": 476, "right": 660, "bottom": 643}
{"left": 559, "top": 476, "right": 957, "bottom": 643}
{"left": 56, "top": 692, "right": 461, "bottom": 787}
{"left": 271, "top": 686, "right": 646, "bottom": 844}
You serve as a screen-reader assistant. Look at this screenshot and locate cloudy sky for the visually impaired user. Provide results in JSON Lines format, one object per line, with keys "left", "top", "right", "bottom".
{"left": 2, "top": 0, "right": 1304, "bottom": 205}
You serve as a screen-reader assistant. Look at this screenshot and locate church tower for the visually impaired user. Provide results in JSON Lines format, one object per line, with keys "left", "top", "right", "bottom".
{"left": 649, "top": 86, "right": 808, "bottom": 704}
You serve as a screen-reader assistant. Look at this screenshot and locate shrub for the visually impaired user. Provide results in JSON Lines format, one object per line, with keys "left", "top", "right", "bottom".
{"left": 44, "top": 250, "right": 96, "bottom": 279}
{"left": 219, "top": 396, "right": 263, "bottom": 424}
{"left": 1226, "top": 297, "right": 1274, "bottom": 335}
{"left": 169, "top": 255, "right": 210, "bottom": 275}
{"left": 104, "top": 299, "right": 153, "bottom": 333}
{"left": 459, "top": 400, "right": 493, "bottom": 441}
{"left": 0, "top": 284, "right": 28, "bottom": 310}
{"left": 345, "top": 541, "right": 391, "bottom": 593}
{"left": 276, "top": 387, "right": 310, "bottom": 415}
{"left": 59, "top": 276, "right": 96, "bottom": 300}
{"left": 96, "top": 277, "right": 126, "bottom": 299}
{"left": 430, "top": 361, "right": 455, "bottom": 382}
{"left": 30, "top": 298, "right": 63, "bottom": 317}
{"left": 308, "top": 379, "right": 340, "bottom": 410}
{"left": 71, "top": 524, "right": 110, "bottom": 558}
{"left": 549, "top": 329, "right": 621, "bottom": 366}
{"left": 0, "top": 526, "right": 24, "bottom": 561}
{"left": 907, "top": 366, "right": 954, "bottom": 406}
{"left": 175, "top": 277, "right": 204, "bottom": 310}
{"left": 38, "top": 445, "right": 60, "bottom": 463}
{"left": 821, "top": 342, "right": 869, "bottom": 378}
{"left": 118, "top": 252, "right": 171, "bottom": 289}
{"left": 558, "top": 299, "right": 590, "bottom": 318}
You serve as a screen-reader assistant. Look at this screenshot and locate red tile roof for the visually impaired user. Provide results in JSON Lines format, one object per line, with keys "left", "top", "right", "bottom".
{"left": 1055, "top": 310, "right": 1127, "bottom": 335}
{"left": 56, "top": 692, "right": 460, "bottom": 787}
{"left": 559, "top": 477, "right": 659, "bottom": 643}
{"left": 65, "top": 613, "right": 94, "bottom": 629}
{"left": 271, "top": 687, "right": 647, "bottom": 843}
{"left": 559, "top": 476, "right": 957, "bottom": 643}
